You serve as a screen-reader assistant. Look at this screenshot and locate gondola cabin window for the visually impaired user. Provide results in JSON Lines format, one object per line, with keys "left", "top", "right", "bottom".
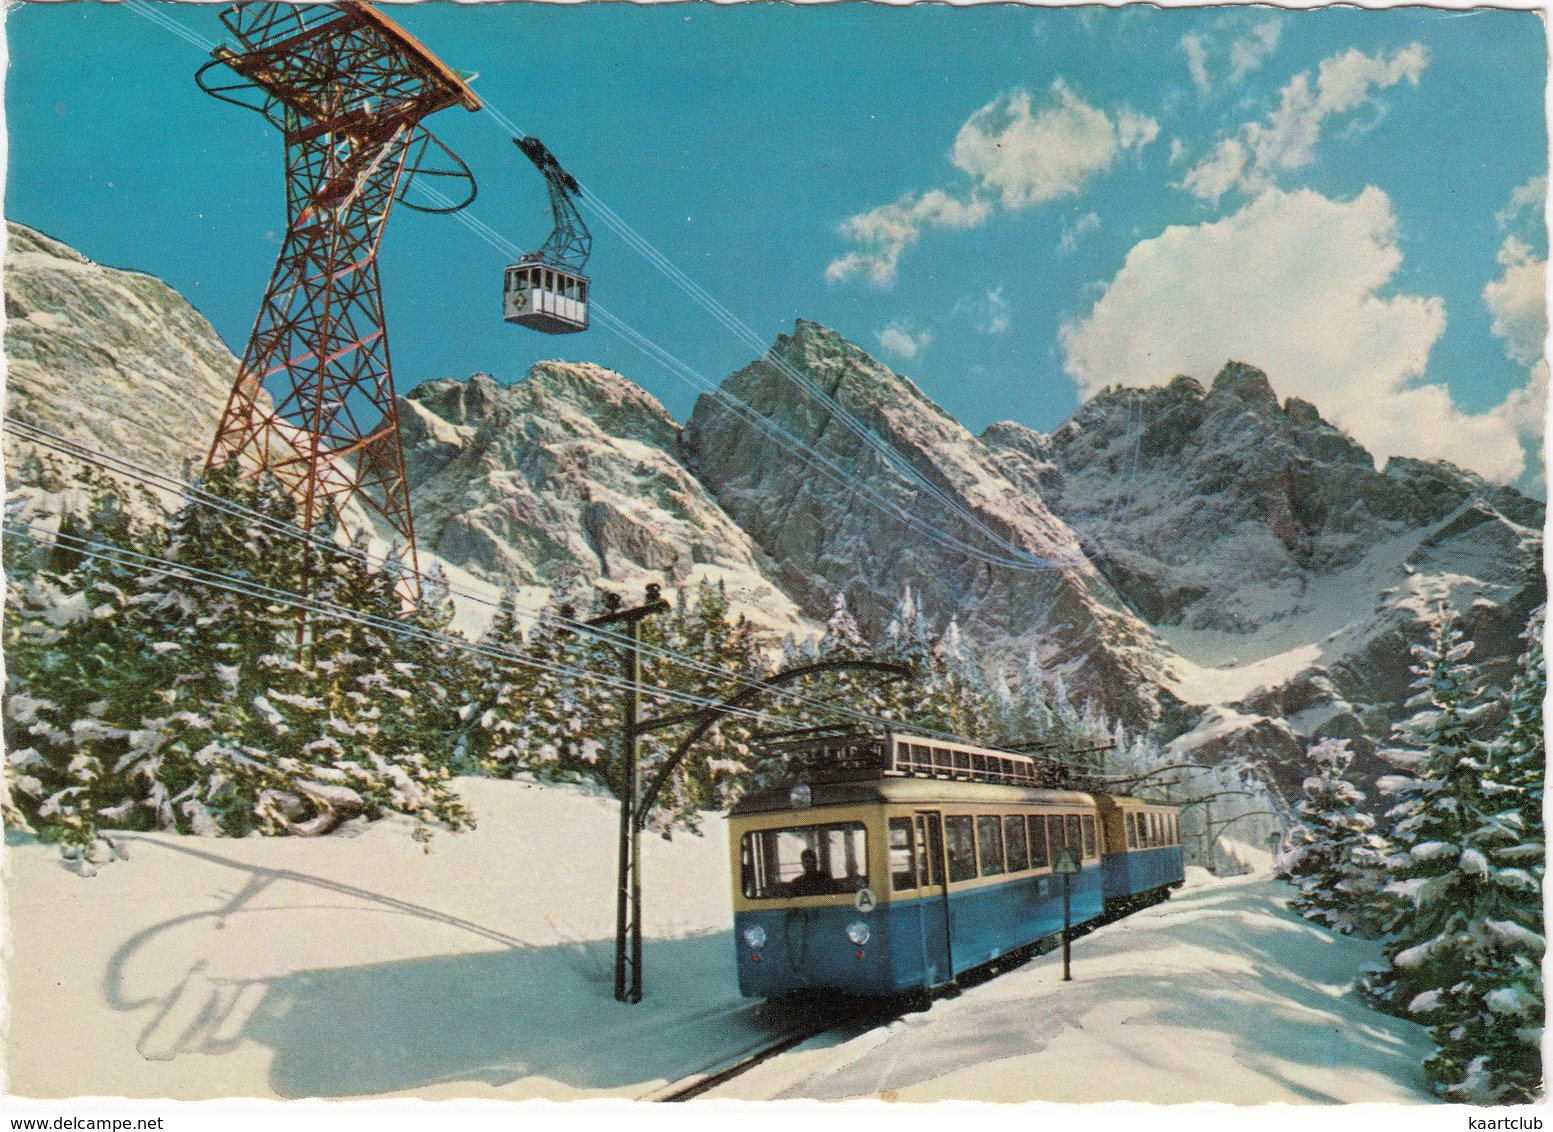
{"left": 742, "top": 821, "right": 867, "bottom": 898}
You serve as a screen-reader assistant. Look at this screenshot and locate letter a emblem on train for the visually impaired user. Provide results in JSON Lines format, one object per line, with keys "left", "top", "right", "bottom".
{"left": 853, "top": 888, "right": 877, "bottom": 914}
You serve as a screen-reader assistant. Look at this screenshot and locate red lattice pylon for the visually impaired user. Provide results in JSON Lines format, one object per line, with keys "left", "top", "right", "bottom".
{"left": 199, "top": 1, "right": 480, "bottom": 597}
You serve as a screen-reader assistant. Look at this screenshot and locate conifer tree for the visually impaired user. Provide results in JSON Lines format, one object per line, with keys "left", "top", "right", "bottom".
{"left": 1367, "top": 604, "right": 1543, "bottom": 1102}
{"left": 1277, "top": 738, "right": 1391, "bottom": 937}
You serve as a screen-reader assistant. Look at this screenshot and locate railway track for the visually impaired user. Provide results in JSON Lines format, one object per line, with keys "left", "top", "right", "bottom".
{"left": 643, "top": 889, "right": 1177, "bottom": 1101}
{"left": 644, "top": 997, "right": 902, "bottom": 1102}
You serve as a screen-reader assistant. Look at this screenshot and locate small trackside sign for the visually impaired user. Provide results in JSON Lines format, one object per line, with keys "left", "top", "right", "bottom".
{"left": 1053, "top": 848, "right": 1081, "bottom": 875}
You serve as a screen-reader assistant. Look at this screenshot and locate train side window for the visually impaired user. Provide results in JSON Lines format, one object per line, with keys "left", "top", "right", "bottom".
{"left": 1028, "top": 814, "right": 1049, "bottom": 868}
{"left": 1171, "top": 814, "right": 1179, "bottom": 845}
{"left": 976, "top": 815, "right": 1006, "bottom": 876}
{"left": 944, "top": 815, "right": 977, "bottom": 883}
{"left": 919, "top": 815, "right": 944, "bottom": 886}
{"left": 1149, "top": 813, "right": 1159, "bottom": 847}
{"left": 1066, "top": 815, "right": 1082, "bottom": 857}
{"left": 889, "top": 817, "right": 917, "bottom": 892}
{"left": 1081, "top": 814, "right": 1096, "bottom": 859}
{"left": 1048, "top": 812, "right": 1067, "bottom": 859}
{"left": 1004, "top": 815, "right": 1029, "bottom": 872}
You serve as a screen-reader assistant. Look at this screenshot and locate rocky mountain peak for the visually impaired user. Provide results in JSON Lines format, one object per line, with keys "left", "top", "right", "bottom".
{"left": 1209, "top": 360, "right": 1280, "bottom": 411}
{"left": 522, "top": 360, "right": 680, "bottom": 451}
{"left": 685, "top": 320, "right": 1171, "bottom": 727}
{"left": 3, "top": 220, "right": 240, "bottom": 520}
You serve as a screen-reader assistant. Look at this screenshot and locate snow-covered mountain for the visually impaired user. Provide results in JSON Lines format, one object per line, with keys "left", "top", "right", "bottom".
{"left": 398, "top": 364, "right": 811, "bottom": 637}
{"left": 3, "top": 222, "right": 239, "bottom": 519}
{"left": 983, "top": 362, "right": 1545, "bottom": 783}
{"left": 5, "top": 223, "right": 1543, "bottom": 795}
{"left": 681, "top": 319, "right": 1175, "bottom": 726}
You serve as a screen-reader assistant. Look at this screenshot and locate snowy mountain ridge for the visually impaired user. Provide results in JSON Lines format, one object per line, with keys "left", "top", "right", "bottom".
{"left": 4, "top": 221, "right": 1543, "bottom": 796}
{"left": 984, "top": 360, "right": 1543, "bottom": 782}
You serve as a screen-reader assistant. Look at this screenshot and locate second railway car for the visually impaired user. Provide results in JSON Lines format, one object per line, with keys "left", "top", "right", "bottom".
{"left": 728, "top": 730, "right": 1183, "bottom": 999}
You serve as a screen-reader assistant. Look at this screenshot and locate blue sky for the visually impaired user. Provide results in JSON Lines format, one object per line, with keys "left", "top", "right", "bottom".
{"left": 5, "top": 2, "right": 1547, "bottom": 491}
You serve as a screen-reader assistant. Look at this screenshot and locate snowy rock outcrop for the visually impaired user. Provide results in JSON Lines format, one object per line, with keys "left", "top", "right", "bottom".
{"left": 400, "top": 363, "right": 812, "bottom": 636}
{"left": 3, "top": 222, "right": 240, "bottom": 518}
{"left": 985, "top": 361, "right": 1545, "bottom": 784}
{"left": 681, "top": 319, "right": 1174, "bottom": 726}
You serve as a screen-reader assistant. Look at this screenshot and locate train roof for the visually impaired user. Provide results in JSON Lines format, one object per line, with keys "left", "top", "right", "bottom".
{"left": 729, "top": 776, "right": 1099, "bottom": 817}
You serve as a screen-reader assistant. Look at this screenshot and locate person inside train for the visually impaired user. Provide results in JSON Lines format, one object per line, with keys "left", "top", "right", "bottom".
{"left": 788, "top": 848, "right": 836, "bottom": 896}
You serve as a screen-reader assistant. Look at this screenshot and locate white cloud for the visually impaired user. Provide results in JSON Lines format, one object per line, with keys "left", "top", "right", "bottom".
{"left": 878, "top": 322, "right": 932, "bottom": 359}
{"left": 1228, "top": 20, "right": 1282, "bottom": 84}
{"left": 1484, "top": 236, "right": 1548, "bottom": 369}
{"left": 825, "top": 190, "right": 991, "bottom": 286}
{"left": 1169, "top": 137, "right": 1186, "bottom": 165}
{"left": 1497, "top": 173, "right": 1547, "bottom": 230}
{"left": 982, "top": 288, "right": 1011, "bottom": 334}
{"left": 1180, "top": 17, "right": 1282, "bottom": 93}
{"left": 1059, "top": 210, "right": 1101, "bottom": 253}
{"left": 1482, "top": 224, "right": 1548, "bottom": 490}
{"left": 1060, "top": 186, "right": 1535, "bottom": 483}
{"left": 1181, "top": 43, "right": 1427, "bottom": 203}
{"left": 828, "top": 81, "right": 1156, "bottom": 286}
{"left": 952, "top": 81, "right": 1158, "bottom": 211}
{"left": 1181, "top": 34, "right": 1211, "bottom": 93}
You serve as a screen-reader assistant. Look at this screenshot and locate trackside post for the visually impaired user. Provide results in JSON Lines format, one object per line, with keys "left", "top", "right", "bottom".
{"left": 1054, "top": 847, "right": 1081, "bottom": 981}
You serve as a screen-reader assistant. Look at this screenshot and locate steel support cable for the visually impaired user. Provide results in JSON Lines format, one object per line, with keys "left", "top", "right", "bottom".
{"left": 123, "top": 0, "right": 218, "bottom": 51}
{"left": 570, "top": 186, "right": 1078, "bottom": 574}
{"left": 573, "top": 184, "right": 1069, "bottom": 573}
{"left": 4, "top": 419, "right": 932, "bottom": 732}
{"left": 413, "top": 182, "right": 1055, "bottom": 572}
{"left": 9, "top": 513, "right": 1052, "bottom": 755}
{"left": 130, "top": 0, "right": 1072, "bottom": 576}
{"left": 3, "top": 519, "right": 890, "bottom": 735}
{"left": 469, "top": 102, "right": 1075, "bottom": 574}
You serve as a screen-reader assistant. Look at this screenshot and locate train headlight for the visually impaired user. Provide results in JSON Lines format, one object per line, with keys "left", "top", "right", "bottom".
{"left": 742, "top": 925, "right": 767, "bottom": 949}
{"left": 845, "top": 921, "right": 871, "bottom": 946}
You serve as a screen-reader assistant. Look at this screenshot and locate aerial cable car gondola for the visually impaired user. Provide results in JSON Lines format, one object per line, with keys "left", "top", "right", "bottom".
{"left": 504, "top": 135, "right": 591, "bottom": 334}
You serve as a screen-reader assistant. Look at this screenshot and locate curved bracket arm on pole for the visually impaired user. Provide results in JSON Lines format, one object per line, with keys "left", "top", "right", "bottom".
{"left": 634, "top": 659, "right": 909, "bottom": 830}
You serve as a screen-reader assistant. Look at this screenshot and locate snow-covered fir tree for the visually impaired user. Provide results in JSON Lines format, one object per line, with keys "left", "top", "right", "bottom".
{"left": 5, "top": 464, "right": 472, "bottom": 855}
{"left": 1366, "top": 604, "right": 1543, "bottom": 1103}
{"left": 1276, "top": 738, "right": 1391, "bottom": 937}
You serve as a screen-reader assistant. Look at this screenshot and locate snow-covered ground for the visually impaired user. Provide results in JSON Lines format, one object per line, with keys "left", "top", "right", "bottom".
{"left": 710, "top": 867, "right": 1435, "bottom": 1104}
{"left": 5, "top": 779, "right": 1433, "bottom": 1105}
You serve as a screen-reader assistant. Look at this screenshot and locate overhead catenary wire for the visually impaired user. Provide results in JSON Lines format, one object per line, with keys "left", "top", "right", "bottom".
{"left": 101, "top": 2, "right": 1108, "bottom": 760}
{"left": 5, "top": 417, "right": 951, "bottom": 738}
{"left": 5, "top": 517, "right": 929, "bottom": 742}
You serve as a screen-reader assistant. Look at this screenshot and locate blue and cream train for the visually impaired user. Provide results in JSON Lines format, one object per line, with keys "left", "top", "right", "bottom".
{"left": 728, "top": 730, "right": 1184, "bottom": 998}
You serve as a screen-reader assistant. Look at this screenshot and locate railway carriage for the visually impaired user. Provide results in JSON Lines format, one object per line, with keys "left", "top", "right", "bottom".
{"left": 727, "top": 729, "right": 1183, "bottom": 999}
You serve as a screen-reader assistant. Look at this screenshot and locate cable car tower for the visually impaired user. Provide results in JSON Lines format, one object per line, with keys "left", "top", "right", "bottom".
{"left": 197, "top": 1, "right": 481, "bottom": 595}
{"left": 504, "top": 136, "right": 591, "bottom": 334}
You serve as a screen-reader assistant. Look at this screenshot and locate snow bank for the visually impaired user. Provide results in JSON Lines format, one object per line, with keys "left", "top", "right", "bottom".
{"left": 4, "top": 778, "right": 759, "bottom": 1101}
{"left": 709, "top": 875, "right": 1434, "bottom": 1105}
{"left": 6, "top": 779, "right": 1432, "bottom": 1107}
